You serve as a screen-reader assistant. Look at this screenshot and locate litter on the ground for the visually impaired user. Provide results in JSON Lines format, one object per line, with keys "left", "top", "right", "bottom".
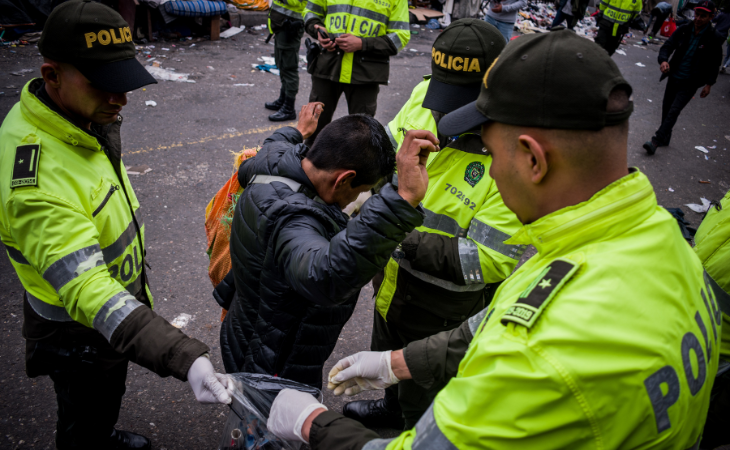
{"left": 615, "top": 50, "right": 626, "bottom": 55}
{"left": 699, "top": 180, "right": 711, "bottom": 184}
{"left": 635, "top": 62, "right": 645, "bottom": 67}
{"left": 221, "top": 26, "right": 246, "bottom": 38}
{"left": 685, "top": 198, "right": 712, "bottom": 214}
{"left": 207, "top": 66, "right": 215, "bottom": 70}
{"left": 695, "top": 146, "right": 709, "bottom": 153}
{"left": 170, "top": 313, "right": 192, "bottom": 328}
{"left": 257, "top": 56, "right": 275, "bottom": 65}
{"left": 707, "top": 145, "right": 716, "bottom": 149}
{"left": 648, "top": 99, "right": 652, "bottom": 102}
{"left": 10, "top": 69, "right": 34, "bottom": 76}
{"left": 126, "top": 165, "right": 153, "bottom": 175}
{"left": 145, "top": 100, "right": 157, "bottom": 107}
{"left": 234, "top": 83, "right": 254, "bottom": 86}
{"left": 668, "top": 188, "right": 674, "bottom": 192}
{"left": 252, "top": 63, "right": 279, "bottom": 76}
{"left": 409, "top": 48, "right": 418, "bottom": 52}
{"left": 146, "top": 66, "right": 194, "bottom": 82}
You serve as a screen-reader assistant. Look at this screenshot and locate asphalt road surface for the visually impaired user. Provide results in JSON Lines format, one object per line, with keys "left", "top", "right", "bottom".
{"left": 0, "top": 24, "right": 729, "bottom": 450}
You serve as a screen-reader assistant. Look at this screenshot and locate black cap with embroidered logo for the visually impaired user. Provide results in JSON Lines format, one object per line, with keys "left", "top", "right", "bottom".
{"left": 39, "top": 0, "right": 156, "bottom": 93}
{"left": 422, "top": 18, "right": 506, "bottom": 114}
{"left": 438, "top": 28, "right": 633, "bottom": 136}
{"left": 695, "top": 0, "right": 716, "bottom": 13}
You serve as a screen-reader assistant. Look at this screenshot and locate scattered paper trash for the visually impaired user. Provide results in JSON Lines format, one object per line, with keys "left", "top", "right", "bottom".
{"left": 695, "top": 146, "right": 709, "bottom": 153}
{"left": 207, "top": 66, "right": 215, "bottom": 70}
{"left": 10, "top": 69, "right": 34, "bottom": 76}
{"left": 145, "top": 100, "right": 157, "bottom": 107}
{"left": 705, "top": 155, "right": 709, "bottom": 160}
{"left": 409, "top": 48, "right": 418, "bottom": 52}
{"left": 171, "top": 313, "right": 192, "bottom": 328}
{"left": 125, "top": 165, "right": 152, "bottom": 175}
{"left": 162, "top": 48, "right": 170, "bottom": 51}
{"left": 707, "top": 145, "right": 716, "bottom": 149}
{"left": 647, "top": 99, "right": 652, "bottom": 102}
{"left": 221, "top": 26, "right": 245, "bottom": 38}
{"left": 668, "top": 187, "right": 674, "bottom": 192}
{"left": 253, "top": 63, "right": 279, "bottom": 76}
{"left": 146, "top": 66, "right": 194, "bottom": 82}
{"left": 685, "top": 198, "right": 711, "bottom": 214}
{"left": 190, "top": 43, "right": 196, "bottom": 47}
{"left": 234, "top": 83, "right": 254, "bottom": 86}
{"left": 635, "top": 62, "right": 645, "bottom": 67}
{"left": 257, "top": 56, "right": 276, "bottom": 65}
{"left": 615, "top": 49, "right": 626, "bottom": 55}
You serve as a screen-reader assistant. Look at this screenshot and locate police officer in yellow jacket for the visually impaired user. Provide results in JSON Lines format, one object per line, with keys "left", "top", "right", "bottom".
{"left": 301, "top": 0, "right": 410, "bottom": 145}
{"left": 693, "top": 190, "right": 730, "bottom": 449}
{"left": 0, "top": 2, "right": 234, "bottom": 449}
{"left": 265, "top": 29, "right": 720, "bottom": 450}
{"left": 595, "top": 0, "right": 642, "bottom": 55}
{"left": 265, "top": 0, "right": 306, "bottom": 121}
{"left": 343, "top": 19, "right": 523, "bottom": 430}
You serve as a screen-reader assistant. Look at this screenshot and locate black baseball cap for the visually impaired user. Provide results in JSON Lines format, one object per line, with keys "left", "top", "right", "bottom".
{"left": 695, "top": 0, "right": 715, "bottom": 13}
{"left": 39, "top": 0, "right": 156, "bottom": 93}
{"left": 422, "top": 19, "right": 505, "bottom": 114}
{"left": 439, "top": 28, "right": 634, "bottom": 136}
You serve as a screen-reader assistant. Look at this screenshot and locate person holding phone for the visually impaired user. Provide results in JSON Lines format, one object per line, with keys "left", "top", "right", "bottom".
{"left": 301, "top": 0, "right": 410, "bottom": 146}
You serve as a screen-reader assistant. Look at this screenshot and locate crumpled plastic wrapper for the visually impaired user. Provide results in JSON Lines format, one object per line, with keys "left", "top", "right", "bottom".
{"left": 219, "top": 373, "right": 322, "bottom": 450}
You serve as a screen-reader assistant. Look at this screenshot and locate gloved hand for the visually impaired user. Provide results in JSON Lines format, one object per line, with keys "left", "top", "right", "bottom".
{"left": 268, "top": 389, "right": 328, "bottom": 443}
{"left": 187, "top": 356, "right": 235, "bottom": 404}
{"left": 327, "top": 350, "right": 400, "bottom": 396}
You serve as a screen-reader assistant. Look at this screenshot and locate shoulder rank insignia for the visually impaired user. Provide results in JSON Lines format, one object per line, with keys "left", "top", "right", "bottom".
{"left": 11, "top": 144, "right": 41, "bottom": 189}
{"left": 501, "top": 259, "right": 579, "bottom": 328}
{"left": 465, "top": 161, "right": 485, "bottom": 187}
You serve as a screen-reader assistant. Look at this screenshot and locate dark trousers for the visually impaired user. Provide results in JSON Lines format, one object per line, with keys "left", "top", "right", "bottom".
{"left": 646, "top": 8, "right": 671, "bottom": 36}
{"left": 370, "top": 307, "right": 457, "bottom": 429}
{"left": 654, "top": 76, "right": 698, "bottom": 146}
{"left": 305, "top": 76, "right": 379, "bottom": 146}
{"left": 23, "top": 297, "right": 129, "bottom": 450}
{"left": 595, "top": 19, "right": 626, "bottom": 56}
{"left": 274, "top": 26, "right": 304, "bottom": 98}
{"left": 700, "top": 360, "right": 730, "bottom": 449}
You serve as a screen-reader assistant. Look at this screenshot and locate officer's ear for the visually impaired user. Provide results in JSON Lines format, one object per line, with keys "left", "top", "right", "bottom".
{"left": 334, "top": 170, "right": 357, "bottom": 190}
{"left": 516, "top": 134, "right": 549, "bottom": 185}
{"left": 41, "top": 59, "right": 63, "bottom": 89}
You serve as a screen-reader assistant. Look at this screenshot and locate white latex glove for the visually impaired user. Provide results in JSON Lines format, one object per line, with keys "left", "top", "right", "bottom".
{"left": 187, "top": 356, "right": 235, "bottom": 404}
{"left": 268, "top": 389, "right": 328, "bottom": 443}
{"left": 327, "top": 350, "right": 399, "bottom": 396}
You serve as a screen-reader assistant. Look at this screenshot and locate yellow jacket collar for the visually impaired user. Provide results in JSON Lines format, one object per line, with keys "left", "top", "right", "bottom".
{"left": 19, "top": 78, "right": 102, "bottom": 152}
{"left": 506, "top": 169, "right": 656, "bottom": 256}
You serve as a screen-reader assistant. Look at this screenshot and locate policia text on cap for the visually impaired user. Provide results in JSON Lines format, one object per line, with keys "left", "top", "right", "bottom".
{"left": 265, "top": 28, "right": 721, "bottom": 450}
{"left": 0, "top": 2, "right": 235, "bottom": 449}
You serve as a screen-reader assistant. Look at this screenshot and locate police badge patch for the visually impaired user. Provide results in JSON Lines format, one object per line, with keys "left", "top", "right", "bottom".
{"left": 464, "top": 162, "right": 485, "bottom": 187}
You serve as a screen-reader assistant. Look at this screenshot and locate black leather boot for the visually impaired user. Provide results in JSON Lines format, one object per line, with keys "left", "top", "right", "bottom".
{"left": 109, "top": 429, "right": 152, "bottom": 450}
{"left": 342, "top": 397, "right": 405, "bottom": 430}
{"left": 265, "top": 88, "right": 285, "bottom": 111}
{"left": 268, "top": 96, "right": 296, "bottom": 122}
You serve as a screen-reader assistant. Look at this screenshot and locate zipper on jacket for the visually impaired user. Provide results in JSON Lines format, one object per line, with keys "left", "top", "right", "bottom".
{"left": 93, "top": 184, "right": 119, "bottom": 217}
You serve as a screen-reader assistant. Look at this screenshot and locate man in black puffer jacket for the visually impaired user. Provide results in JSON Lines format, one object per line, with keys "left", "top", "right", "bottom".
{"left": 220, "top": 103, "right": 438, "bottom": 388}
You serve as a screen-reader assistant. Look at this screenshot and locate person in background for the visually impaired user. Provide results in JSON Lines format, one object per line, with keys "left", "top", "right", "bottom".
{"left": 300, "top": 0, "right": 410, "bottom": 146}
{"left": 342, "top": 19, "right": 523, "bottom": 431}
{"left": 549, "top": 0, "right": 575, "bottom": 30}
{"left": 692, "top": 190, "right": 730, "bottom": 449}
{"left": 644, "top": 1, "right": 674, "bottom": 38}
{"left": 264, "top": 0, "right": 306, "bottom": 121}
{"left": 0, "top": 2, "right": 234, "bottom": 449}
{"left": 220, "top": 105, "right": 438, "bottom": 389}
{"left": 713, "top": 5, "right": 730, "bottom": 72}
{"left": 484, "top": 0, "right": 527, "bottom": 42}
{"left": 643, "top": 0, "right": 723, "bottom": 155}
{"left": 595, "top": 0, "right": 642, "bottom": 55}
{"left": 265, "top": 29, "right": 720, "bottom": 449}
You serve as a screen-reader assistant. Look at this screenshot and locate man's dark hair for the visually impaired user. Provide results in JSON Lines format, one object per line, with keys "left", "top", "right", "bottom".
{"left": 307, "top": 114, "right": 396, "bottom": 187}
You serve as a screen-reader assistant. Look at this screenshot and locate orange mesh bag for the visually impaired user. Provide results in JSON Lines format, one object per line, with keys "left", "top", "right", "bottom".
{"left": 228, "top": 0, "right": 269, "bottom": 11}
{"left": 205, "top": 147, "right": 259, "bottom": 321}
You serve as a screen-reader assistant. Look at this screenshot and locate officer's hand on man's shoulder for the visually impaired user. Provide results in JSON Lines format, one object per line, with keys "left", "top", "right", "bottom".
{"left": 296, "top": 102, "right": 325, "bottom": 140}
{"left": 396, "top": 130, "right": 439, "bottom": 208}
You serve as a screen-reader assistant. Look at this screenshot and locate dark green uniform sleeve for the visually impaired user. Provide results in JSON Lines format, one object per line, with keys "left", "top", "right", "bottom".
{"left": 111, "top": 307, "right": 210, "bottom": 381}
{"left": 401, "top": 230, "right": 465, "bottom": 285}
{"left": 310, "top": 410, "right": 380, "bottom": 450}
{"left": 305, "top": 17, "right": 324, "bottom": 39}
{"left": 361, "top": 35, "right": 398, "bottom": 56}
{"left": 403, "top": 318, "right": 474, "bottom": 390}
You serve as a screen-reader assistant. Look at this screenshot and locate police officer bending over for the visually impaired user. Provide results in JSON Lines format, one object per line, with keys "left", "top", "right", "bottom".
{"left": 343, "top": 19, "right": 525, "bottom": 430}
{"left": 0, "top": 2, "right": 233, "bottom": 449}
{"left": 266, "top": 29, "right": 720, "bottom": 449}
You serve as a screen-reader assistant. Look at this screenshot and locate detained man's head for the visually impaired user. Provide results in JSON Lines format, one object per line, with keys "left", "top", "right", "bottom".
{"left": 437, "top": 29, "right": 634, "bottom": 224}
{"left": 303, "top": 114, "right": 396, "bottom": 209}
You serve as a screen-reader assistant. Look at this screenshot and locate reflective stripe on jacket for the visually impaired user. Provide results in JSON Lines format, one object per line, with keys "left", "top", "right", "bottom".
{"left": 375, "top": 78, "right": 524, "bottom": 321}
{"left": 272, "top": 0, "right": 306, "bottom": 19}
{"left": 0, "top": 79, "right": 149, "bottom": 339}
{"left": 303, "top": 0, "right": 410, "bottom": 84}
{"left": 694, "top": 189, "right": 730, "bottom": 360}
{"left": 364, "top": 170, "right": 719, "bottom": 449}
